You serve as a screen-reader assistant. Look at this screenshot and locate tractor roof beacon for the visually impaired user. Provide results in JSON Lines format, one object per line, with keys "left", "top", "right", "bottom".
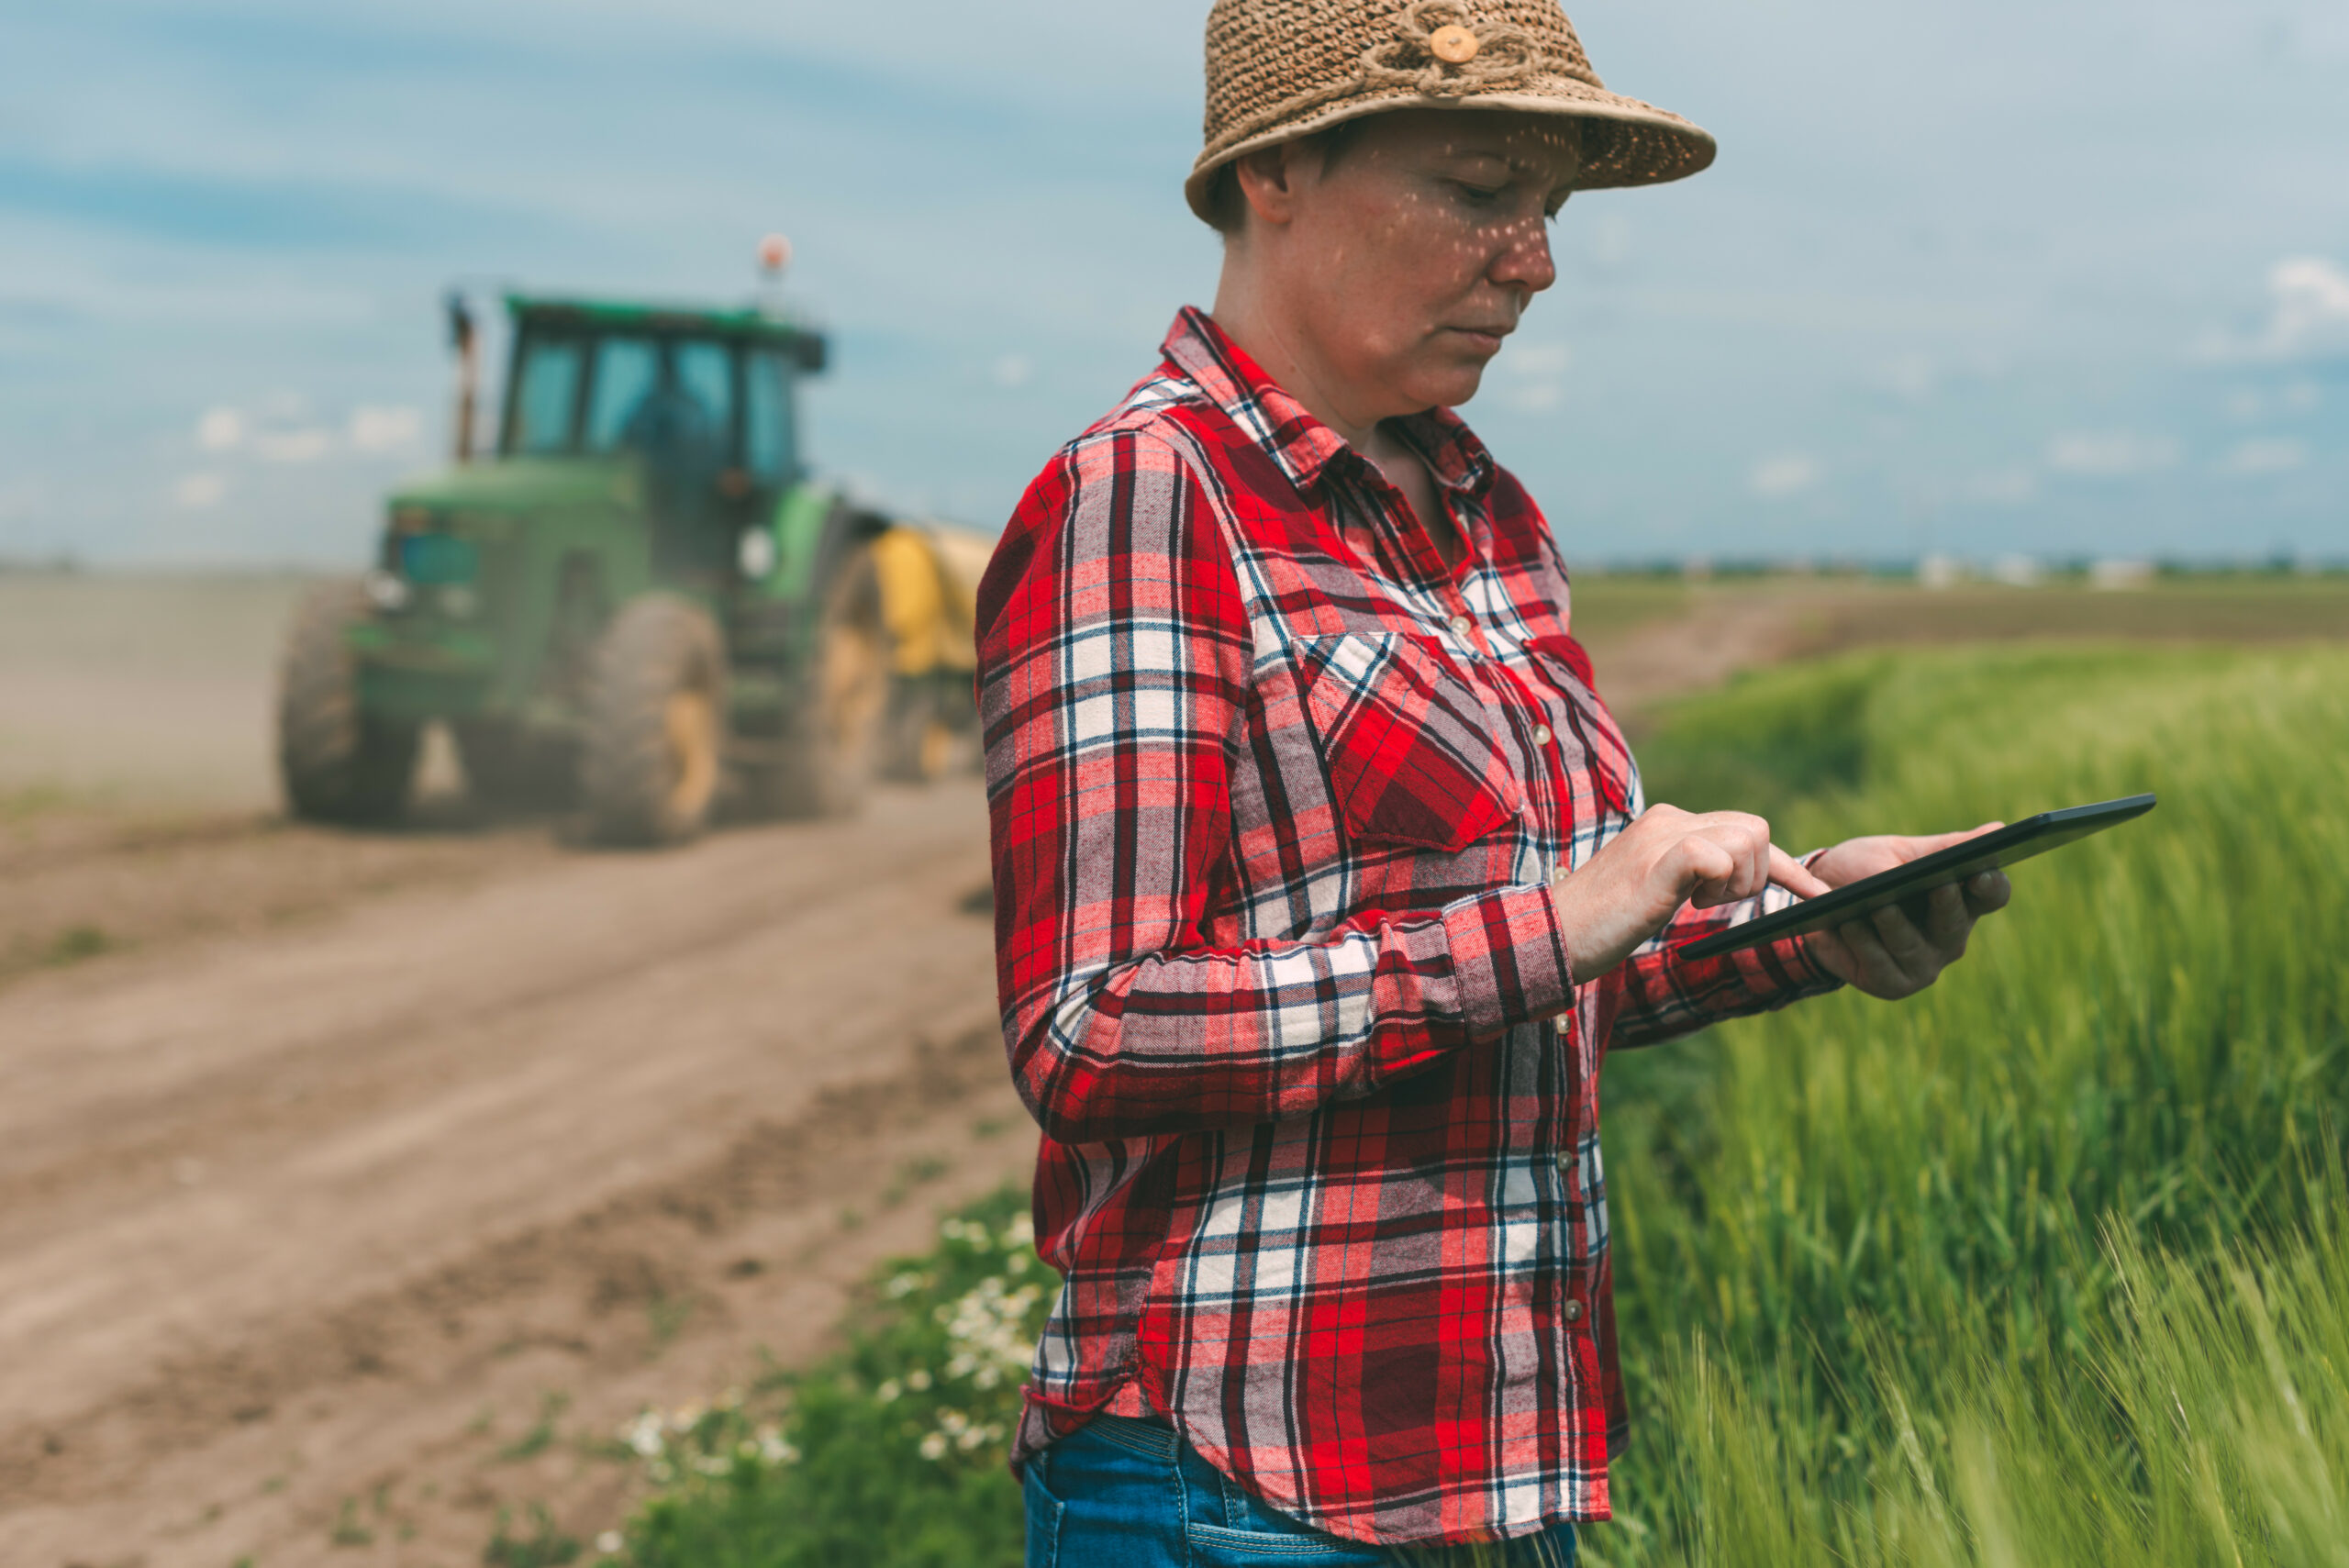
{"left": 277, "top": 258, "right": 985, "bottom": 844}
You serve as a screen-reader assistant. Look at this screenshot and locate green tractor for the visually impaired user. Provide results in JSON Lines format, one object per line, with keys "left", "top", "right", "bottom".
{"left": 279, "top": 272, "right": 984, "bottom": 843}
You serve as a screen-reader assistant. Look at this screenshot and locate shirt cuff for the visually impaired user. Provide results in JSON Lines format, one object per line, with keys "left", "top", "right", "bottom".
{"left": 1731, "top": 869, "right": 1843, "bottom": 999}
{"left": 1440, "top": 882, "right": 1575, "bottom": 1039}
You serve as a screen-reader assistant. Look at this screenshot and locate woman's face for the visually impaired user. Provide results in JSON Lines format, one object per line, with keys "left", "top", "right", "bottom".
{"left": 1236, "top": 109, "right": 1581, "bottom": 422}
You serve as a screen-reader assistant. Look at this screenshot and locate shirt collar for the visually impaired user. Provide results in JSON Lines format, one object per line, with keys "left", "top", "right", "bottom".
{"left": 1158, "top": 306, "right": 1497, "bottom": 502}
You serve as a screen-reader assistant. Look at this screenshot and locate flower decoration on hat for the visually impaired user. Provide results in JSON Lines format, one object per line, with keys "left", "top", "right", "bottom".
{"left": 1364, "top": 1, "right": 1547, "bottom": 98}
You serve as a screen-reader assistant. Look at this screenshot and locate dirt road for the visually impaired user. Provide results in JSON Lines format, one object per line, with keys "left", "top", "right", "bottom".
{"left": 0, "top": 785, "right": 1030, "bottom": 1567}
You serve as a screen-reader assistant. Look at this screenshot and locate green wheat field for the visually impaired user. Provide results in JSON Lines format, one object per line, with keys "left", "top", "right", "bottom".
{"left": 593, "top": 640, "right": 2349, "bottom": 1567}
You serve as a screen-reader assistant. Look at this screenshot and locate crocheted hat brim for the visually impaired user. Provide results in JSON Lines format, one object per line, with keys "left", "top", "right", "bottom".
{"left": 1186, "top": 83, "right": 1717, "bottom": 225}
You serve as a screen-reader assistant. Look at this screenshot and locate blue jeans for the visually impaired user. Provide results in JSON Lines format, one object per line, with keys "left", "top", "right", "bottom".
{"left": 1022, "top": 1414, "right": 1577, "bottom": 1567}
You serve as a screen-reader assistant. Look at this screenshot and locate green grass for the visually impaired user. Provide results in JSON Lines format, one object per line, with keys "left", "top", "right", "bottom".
{"left": 599, "top": 641, "right": 2349, "bottom": 1567}
{"left": 1596, "top": 643, "right": 2349, "bottom": 1565}
{"left": 598, "top": 1194, "right": 1048, "bottom": 1568}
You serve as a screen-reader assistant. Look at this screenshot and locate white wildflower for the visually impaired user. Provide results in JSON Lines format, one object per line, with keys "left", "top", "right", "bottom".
{"left": 621, "top": 1410, "right": 666, "bottom": 1458}
{"left": 919, "top": 1431, "right": 949, "bottom": 1461}
{"left": 907, "top": 1369, "right": 932, "bottom": 1392}
{"left": 596, "top": 1529, "right": 624, "bottom": 1554}
{"left": 936, "top": 1273, "right": 1045, "bottom": 1386}
{"left": 876, "top": 1378, "right": 902, "bottom": 1404}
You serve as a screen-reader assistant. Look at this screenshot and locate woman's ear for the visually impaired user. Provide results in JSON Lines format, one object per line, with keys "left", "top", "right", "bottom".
{"left": 1231, "top": 143, "right": 1308, "bottom": 229}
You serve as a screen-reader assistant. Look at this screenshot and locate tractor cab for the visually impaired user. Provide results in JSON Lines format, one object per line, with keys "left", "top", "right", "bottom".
{"left": 497, "top": 297, "right": 827, "bottom": 583}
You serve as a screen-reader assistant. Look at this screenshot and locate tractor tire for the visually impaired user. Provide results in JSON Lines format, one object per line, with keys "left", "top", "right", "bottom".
{"left": 277, "top": 583, "right": 419, "bottom": 825}
{"left": 453, "top": 719, "right": 574, "bottom": 814}
{"left": 757, "top": 545, "right": 890, "bottom": 817}
{"left": 877, "top": 677, "right": 976, "bottom": 784}
{"left": 580, "top": 593, "right": 728, "bottom": 846}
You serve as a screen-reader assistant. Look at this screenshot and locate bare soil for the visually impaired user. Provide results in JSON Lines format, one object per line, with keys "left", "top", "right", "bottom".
{"left": 0, "top": 784, "right": 1026, "bottom": 1568}
{"left": 2, "top": 571, "right": 2341, "bottom": 1567}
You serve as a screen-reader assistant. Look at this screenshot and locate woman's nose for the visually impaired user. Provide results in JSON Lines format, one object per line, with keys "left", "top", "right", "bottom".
{"left": 1491, "top": 217, "right": 1558, "bottom": 297}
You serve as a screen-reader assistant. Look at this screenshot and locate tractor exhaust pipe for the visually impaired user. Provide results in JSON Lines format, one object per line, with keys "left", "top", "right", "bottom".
{"left": 446, "top": 290, "right": 479, "bottom": 463}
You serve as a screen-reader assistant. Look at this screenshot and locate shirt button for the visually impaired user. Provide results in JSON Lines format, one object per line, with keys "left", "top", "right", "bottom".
{"left": 1553, "top": 1150, "right": 1572, "bottom": 1173}
{"left": 1550, "top": 865, "right": 1569, "bottom": 886}
{"left": 1564, "top": 1298, "right": 1585, "bottom": 1324}
{"left": 1531, "top": 724, "right": 1553, "bottom": 746}
{"left": 1448, "top": 615, "right": 1472, "bottom": 639}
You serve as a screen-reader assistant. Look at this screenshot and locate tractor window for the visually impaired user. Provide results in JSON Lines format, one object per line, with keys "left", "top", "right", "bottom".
{"left": 744, "top": 350, "right": 797, "bottom": 485}
{"left": 510, "top": 337, "right": 584, "bottom": 454}
{"left": 673, "top": 340, "right": 736, "bottom": 458}
{"left": 584, "top": 337, "right": 661, "bottom": 452}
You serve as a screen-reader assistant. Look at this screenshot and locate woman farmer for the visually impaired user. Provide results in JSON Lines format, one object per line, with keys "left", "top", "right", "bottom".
{"left": 976, "top": 1, "right": 2009, "bottom": 1562}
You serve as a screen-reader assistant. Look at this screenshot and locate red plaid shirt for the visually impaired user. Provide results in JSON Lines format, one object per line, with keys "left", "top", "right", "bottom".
{"left": 978, "top": 309, "right": 1838, "bottom": 1546}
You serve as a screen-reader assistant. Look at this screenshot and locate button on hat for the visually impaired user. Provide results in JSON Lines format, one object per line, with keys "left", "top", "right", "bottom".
{"left": 1428, "top": 23, "right": 1480, "bottom": 63}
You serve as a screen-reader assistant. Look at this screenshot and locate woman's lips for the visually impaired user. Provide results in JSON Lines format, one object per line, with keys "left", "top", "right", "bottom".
{"left": 1444, "top": 326, "right": 1510, "bottom": 354}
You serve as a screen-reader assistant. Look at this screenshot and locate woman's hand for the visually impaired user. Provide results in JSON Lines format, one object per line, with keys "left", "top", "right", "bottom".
{"left": 1801, "top": 828, "right": 2013, "bottom": 999}
{"left": 1549, "top": 805, "right": 1830, "bottom": 980}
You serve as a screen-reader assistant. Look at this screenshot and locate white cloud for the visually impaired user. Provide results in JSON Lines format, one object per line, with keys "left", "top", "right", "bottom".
{"left": 1967, "top": 468, "right": 2038, "bottom": 505}
{"left": 2262, "top": 256, "right": 2349, "bottom": 359}
{"left": 1749, "top": 454, "right": 1819, "bottom": 498}
{"left": 1882, "top": 354, "right": 1935, "bottom": 402}
{"left": 2218, "top": 437, "right": 2308, "bottom": 476}
{"left": 251, "top": 427, "right": 335, "bottom": 463}
{"left": 2205, "top": 257, "right": 2349, "bottom": 362}
{"left": 186, "top": 398, "right": 419, "bottom": 466}
{"left": 173, "top": 473, "right": 227, "bottom": 509}
{"left": 1583, "top": 214, "right": 1632, "bottom": 272}
{"left": 1495, "top": 341, "right": 1572, "bottom": 414}
{"left": 348, "top": 405, "right": 424, "bottom": 453}
{"left": 2046, "top": 430, "right": 2177, "bottom": 477}
{"left": 195, "top": 406, "right": 244, "bottom": 451}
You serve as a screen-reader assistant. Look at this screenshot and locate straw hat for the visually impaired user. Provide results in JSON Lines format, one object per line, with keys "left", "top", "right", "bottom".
{"left": 1188, "top": 0, "right": 1716, "bottom": 225}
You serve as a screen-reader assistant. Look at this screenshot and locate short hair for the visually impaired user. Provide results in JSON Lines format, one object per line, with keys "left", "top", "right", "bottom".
{"left": 1204, "top": 118, "right": 1368, "bottom": 237}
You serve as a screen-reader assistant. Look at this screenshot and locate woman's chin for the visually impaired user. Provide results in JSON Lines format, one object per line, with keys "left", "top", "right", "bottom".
{"left": 1410, "top": 364, "right": 1490, "bottom": 411}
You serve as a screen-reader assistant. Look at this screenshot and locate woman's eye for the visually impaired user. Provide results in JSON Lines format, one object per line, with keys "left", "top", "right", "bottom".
{"left": 1453, "top": 182, "right": 1504, "bottom": 205}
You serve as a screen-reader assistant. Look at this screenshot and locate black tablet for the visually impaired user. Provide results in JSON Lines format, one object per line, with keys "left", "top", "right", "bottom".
{"left": 1674, "top": 793, "right": 2157, "bottom": 962}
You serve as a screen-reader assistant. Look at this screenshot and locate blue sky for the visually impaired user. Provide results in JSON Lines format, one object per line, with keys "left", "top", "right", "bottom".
{"left": 0, "top": 0, "right": 2343, "bottom": 568}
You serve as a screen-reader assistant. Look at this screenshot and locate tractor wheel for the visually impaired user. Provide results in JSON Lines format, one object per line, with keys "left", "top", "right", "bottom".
{"left": 758, "top": 546, "right": 890, "bottom": 817}
{"left": 878, "top": 678, "right": 972, "bottom": 784}
{"left": 580, "top": 594, "right": 729, "bottom": 845}
{"left": 453, "top": 719, "right": 574, "bottom": 814}
{"left": 277, "top": 583, "right": 419, "bottom": 825}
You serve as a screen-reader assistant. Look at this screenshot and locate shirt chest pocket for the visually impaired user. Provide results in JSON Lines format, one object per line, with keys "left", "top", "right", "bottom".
{"left": 1288, "top": 632, "right": 1520, "bottom": 853}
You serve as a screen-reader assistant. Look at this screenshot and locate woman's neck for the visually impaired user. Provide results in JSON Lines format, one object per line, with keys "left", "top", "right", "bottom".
{"left": 1209, "top": 284, "right": 1462, "bottom": 570}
